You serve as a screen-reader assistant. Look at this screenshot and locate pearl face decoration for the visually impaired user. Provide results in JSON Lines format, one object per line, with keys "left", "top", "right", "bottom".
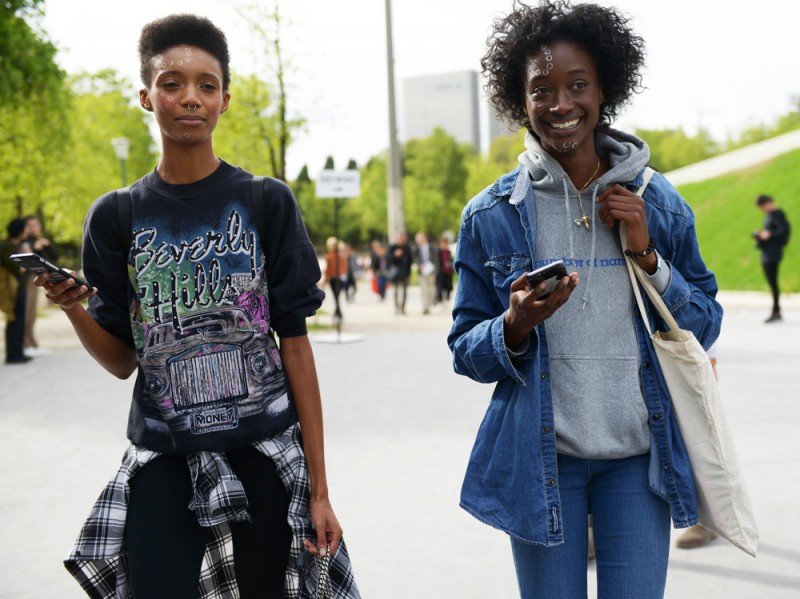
{"left": 542, "top": 44, "right": 554, "bottom": 76}
{"left": 523, "top": 42, "right": 604, "bottom": 158}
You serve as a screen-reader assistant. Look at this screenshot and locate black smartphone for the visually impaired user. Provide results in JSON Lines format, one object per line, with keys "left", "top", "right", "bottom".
{"left": 10, "top": 253, "right": 90, "bottom": 288}
{"left": 525, "top": 260, "right": 568, "bottom": 297}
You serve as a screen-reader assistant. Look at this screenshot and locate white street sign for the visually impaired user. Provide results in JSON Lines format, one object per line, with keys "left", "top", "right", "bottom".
{"left": 316, "top": 170, "right": 361, "bottom": 198}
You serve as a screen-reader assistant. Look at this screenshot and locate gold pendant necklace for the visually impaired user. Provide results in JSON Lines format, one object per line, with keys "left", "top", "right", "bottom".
{"left": 575, "top": 155, "right": 601, "bottom": 229}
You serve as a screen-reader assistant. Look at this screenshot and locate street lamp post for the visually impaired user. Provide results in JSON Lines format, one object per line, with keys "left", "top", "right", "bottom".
{"left": 384, "top": 0, "right": 405, "bottom": 241}
{"left": 111, "top": 137, "right": 130, "bottom": 188}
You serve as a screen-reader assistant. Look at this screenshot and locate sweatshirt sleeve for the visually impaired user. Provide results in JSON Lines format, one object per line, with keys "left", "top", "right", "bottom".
{"left": 82, "top": 190, "right": 136, "bottom": 348}
{"left": 259, "top": 178, "right": 325, "bottom": 338}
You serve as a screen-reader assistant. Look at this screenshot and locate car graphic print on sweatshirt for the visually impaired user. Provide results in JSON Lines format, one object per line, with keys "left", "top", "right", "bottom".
{"left": 128, "top": 202, "right": 289, "bottom": 436}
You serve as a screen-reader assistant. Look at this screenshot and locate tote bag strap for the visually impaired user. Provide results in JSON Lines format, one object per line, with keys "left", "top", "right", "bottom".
{"left": 620, "top": 167, "right": 683, "bottom": 336}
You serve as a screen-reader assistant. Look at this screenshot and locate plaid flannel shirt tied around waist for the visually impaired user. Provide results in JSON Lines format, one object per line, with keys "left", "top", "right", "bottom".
{"left": 64, "top": 423, "right": 359, "bottom": 598}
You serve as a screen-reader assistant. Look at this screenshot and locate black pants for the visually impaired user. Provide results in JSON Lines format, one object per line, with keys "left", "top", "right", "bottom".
{"left": 762, "top": 261, "right": 781, "bottom": 314}
{"left": 125, "top": 447, "right": 292, "bottom": 599}
{"left": 329, "top": 278, "right": 344, "bottom": 318}
{"left": 4, "top": 278, "right": 26, "bottom": 362}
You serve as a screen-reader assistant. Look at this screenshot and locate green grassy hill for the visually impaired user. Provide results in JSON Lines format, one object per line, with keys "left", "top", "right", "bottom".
{"left": 677, "top": 148, "right": 799, "bottom": 292}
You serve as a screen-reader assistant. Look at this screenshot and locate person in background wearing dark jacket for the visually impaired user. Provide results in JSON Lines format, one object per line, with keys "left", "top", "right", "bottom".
{"left": 435, "top": 236, "right": 455, "bottom": 305}
{"left": 370, "top": 239, "right": 389, "bottom": 301}
{"left": 1, "top": 218, "right": 32, "bottom": 364}
{"left": 754, "top": 194, "right": 790, "bottom": 323}
{"left": 388, "top": 231, "right": 412, "bottom": 315}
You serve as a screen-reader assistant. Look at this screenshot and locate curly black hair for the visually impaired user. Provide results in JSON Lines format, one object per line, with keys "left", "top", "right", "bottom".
{"left": 482, "top": 0, "right": 645, "bottom": 133}
{"left": 138, "top": 14, "right": 230, "bottom": 91}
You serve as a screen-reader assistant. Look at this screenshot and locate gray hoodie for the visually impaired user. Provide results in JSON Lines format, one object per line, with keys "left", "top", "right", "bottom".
{"left": 519, "top": 129, "right": 653, "bottom": 459}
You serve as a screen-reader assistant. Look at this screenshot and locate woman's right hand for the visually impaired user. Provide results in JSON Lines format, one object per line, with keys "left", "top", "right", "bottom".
{"left": 503, "top": 271, "right": 579, "bottom": 349}
{"left": 35, "top": 272, "right": 97, "bottom": 312}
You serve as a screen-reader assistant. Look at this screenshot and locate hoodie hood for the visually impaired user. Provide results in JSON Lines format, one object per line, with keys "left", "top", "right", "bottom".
{"left": 518, "top": 128, "right": 650, "bottom": 310}
{"left": 519, "top": 127, "right": 650, "bottom": 194}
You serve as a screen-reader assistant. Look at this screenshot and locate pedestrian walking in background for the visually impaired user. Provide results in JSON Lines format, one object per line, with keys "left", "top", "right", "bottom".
{"left": 1, "top": 218, "right": 32, "bottom": 364}
{"left": 325, "top": 236, "right": 348, "bottom": 321}
{"left": 413, "top": 231, "right": 437, "bottom": 314}
{"left": 36, "top": 13, "right": 357, "bottom": 598}
{"left": 447, "top": 2, "right": 722, "bottom": 597}
{"left": 370, "top": 239, "right": 389, "bottom": 301}
{"left": 388, "top": 230, "right": 412, "bottom": 315}
{"left": 22, "top": 215, "right": 56, "bottom": 356}
{"left": 753, "top": 194, "right": 790, "bottom": 323}
{"left": 435, "top": 235, "right": 455, "bottom": 305}
{"left": 344, "top": 243, "right": 359, "bottom": 302}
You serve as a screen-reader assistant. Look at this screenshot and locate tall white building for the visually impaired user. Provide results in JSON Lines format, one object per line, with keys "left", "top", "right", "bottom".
{"left": 402, "top": 70, "right": 481, "bottom": 149}
{"left": 402, "top": 70, "right": 518, "bottom": 152}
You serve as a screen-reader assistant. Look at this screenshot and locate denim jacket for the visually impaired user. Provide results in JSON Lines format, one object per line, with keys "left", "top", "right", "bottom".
{"left": 447, "top": 164, "right": 723, "bottom": 546}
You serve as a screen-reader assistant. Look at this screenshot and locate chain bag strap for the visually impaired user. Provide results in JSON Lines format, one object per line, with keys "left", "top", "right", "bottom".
{"left": 314, "top": 545, "right": 333, "bottom": 599}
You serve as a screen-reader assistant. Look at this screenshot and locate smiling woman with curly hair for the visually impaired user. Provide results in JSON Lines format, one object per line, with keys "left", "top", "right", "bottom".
{"left": 448, "top": 2, "right": 723, "bottom": 597}
{"left": 483, "top": 1, "right": 646, "bottom": 133}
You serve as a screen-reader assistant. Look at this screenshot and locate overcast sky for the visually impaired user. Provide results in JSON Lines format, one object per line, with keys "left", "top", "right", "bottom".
{"left": 43, "top": 0, "right": 800, "bottom": 178}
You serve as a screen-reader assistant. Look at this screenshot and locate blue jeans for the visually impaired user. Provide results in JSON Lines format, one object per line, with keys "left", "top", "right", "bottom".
{"left": 511, "top": 453, "right": 670, "bottom": 599}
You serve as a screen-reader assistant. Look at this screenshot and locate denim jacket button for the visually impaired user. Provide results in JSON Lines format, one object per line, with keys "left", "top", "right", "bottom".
{"left": 543, "top": 426, "right": 552, "bottom": 433}
{"left": 548, "top": 479, "right": 555, "bottom": 486}
{"left": 652, "top": 413, "right": 661, "bottom": 422}
{"left": 643, "top": 361, "right": 650, "bottom": 369}
{"left": 541, "top": 372, "right": 547, "bottom": 380}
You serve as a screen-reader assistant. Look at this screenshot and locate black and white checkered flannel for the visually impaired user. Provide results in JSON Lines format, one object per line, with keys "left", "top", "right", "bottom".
{"left": 64, "top": 424, "right": 360, "bottom": 598}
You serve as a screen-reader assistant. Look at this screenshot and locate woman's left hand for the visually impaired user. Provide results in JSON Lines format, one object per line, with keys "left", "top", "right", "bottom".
{"left": 596, "top": 184, "right": 657, "bottom": 273}
{"left": 303, "top": 495, "right": 343, "bottom": 558}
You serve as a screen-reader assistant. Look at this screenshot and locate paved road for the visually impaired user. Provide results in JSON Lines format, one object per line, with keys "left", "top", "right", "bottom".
{"left": 1, "top": 286, "right": 799, "bottom": 598}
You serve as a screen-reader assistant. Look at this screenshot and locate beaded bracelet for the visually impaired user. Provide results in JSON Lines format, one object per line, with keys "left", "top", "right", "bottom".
{"left": 624, "top": 238, "right": 656, "bottom": 258}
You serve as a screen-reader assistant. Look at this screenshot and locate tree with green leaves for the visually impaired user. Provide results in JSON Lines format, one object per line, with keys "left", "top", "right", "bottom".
{"left": 0, "top": 0, "right": 69, "bottom": 230}
{"left": 341, "top": 155, "right": 388, "bottom": 243}
{"left": 43, "top": 71, "right": 155, "bottom": 249}
{"left": 214, "top": 73, "right": 302, "bottom": 179}
{"left": 0, "top": 0, "right": 63, "bottom": 101}
{"left": 232, "top": 1, "right": 302, "bottom": 181}
{"left": 401, "top": 128, "right": 471, "bottom": 236}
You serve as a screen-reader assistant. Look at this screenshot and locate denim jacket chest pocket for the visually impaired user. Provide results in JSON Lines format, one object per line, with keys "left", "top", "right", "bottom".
{"left": 484, "top": 254, "right": 532, "bottom": 303}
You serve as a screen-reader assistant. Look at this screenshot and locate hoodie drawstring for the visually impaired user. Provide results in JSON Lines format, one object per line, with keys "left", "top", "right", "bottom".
{"left": 561, "top": 175, "right": 596, "bottom": 310}
{"left": 561, "top": 176, "right": 576, "bottom": 262}
{"left": 581, "top": 185, "right": 599, "bottom": 310}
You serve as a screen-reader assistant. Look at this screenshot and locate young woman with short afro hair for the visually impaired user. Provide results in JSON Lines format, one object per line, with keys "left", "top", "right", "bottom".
{"left": 448, "top": 2, "right": 722, "bottom": 596}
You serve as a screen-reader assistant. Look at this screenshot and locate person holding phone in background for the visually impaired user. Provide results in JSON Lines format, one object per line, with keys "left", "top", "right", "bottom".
{"left": 447, "top": 2, "right": 722, "bottom": 596}
{"left": 753, "top": 194, "right": 790, "bottom": 323}
{"left": 36, "top": 14, "right": 357, "bottom": 598}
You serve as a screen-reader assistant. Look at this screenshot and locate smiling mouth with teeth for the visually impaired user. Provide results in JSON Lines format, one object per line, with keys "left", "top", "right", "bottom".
{"left": 551, "top": 118, "right": 580, "bottom": 129}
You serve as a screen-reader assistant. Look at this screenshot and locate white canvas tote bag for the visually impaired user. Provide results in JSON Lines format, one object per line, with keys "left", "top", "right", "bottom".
{"left": 620, "top": 168, "right": 759, "bottom": 556}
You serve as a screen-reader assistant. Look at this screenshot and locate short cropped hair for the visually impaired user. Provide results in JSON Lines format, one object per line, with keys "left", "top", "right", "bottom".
{"left": 482, "top": 0, "right": 645, "bottom": 133}
{"left": 138, "top": 14, "right": 230, "bottom": 91}
{"left": 756, "top": 194, "right": 774, "bottom": 206}
{"left": 7, "top": 217, "right": 27, "bottom": 239}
